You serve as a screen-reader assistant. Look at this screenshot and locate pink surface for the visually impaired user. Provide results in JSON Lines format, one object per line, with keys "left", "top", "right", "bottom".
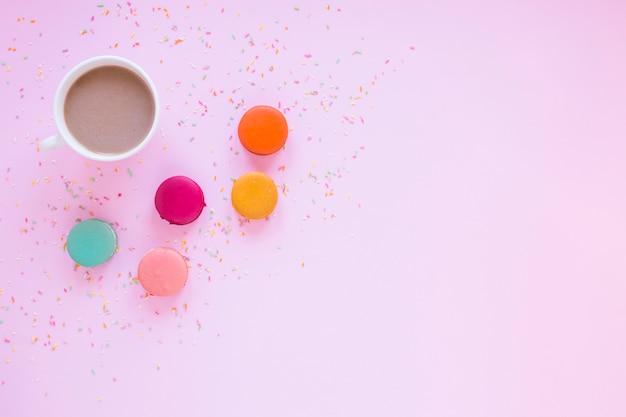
{"left": 2, "top": 1, "right": 626, "bottom": 416}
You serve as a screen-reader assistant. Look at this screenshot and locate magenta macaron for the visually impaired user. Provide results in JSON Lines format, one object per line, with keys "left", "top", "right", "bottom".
{"left": 154, "top": 175, "right": 206, "bottom": 225}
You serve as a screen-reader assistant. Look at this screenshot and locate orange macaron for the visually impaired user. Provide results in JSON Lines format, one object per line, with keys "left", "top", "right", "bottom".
{"left": 238, "top": 105, "right": 288, "bottom": 155}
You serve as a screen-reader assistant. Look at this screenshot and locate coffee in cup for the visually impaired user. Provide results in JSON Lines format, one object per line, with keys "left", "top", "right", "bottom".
{"left": 41, "top": 56, "right": 159, "bottom": 162}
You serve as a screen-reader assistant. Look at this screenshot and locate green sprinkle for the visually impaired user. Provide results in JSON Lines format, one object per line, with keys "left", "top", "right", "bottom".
{"left": 127, "top": 167, "right": 133, "bottom": 177}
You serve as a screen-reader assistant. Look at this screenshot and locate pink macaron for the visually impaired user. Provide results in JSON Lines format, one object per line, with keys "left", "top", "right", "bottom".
{"left": 137, "top": 247, "right": 188, "bottom": 296}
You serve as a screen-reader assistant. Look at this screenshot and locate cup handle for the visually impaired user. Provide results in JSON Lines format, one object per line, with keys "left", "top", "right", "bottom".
{"left": 40, "top": 134, "right": 66, "bottom": 151}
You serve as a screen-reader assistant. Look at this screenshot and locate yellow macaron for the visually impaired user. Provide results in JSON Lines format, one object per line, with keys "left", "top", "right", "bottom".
{"left": 231, "top": 172, "right": 278, "bottom": 219}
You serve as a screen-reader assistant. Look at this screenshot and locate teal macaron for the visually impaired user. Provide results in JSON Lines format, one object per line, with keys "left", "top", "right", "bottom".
{"left": 66, "top": 219, "right": 118, "bottom": 267}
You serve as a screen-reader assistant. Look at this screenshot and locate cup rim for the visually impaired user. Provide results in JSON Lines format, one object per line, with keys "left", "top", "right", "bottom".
{"left": 53, "top": 55, "right": 160, "bottom": 162}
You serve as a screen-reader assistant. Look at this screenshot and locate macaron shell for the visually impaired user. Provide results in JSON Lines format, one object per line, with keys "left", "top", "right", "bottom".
{"left": 66, "top": 219, "right": 118, "bottom": 267}
{"left": 238, "top": 105, "right": 288, "bottom": 155}
{"left": 137, "top": 247, "right": 188, "bottom": 296}
{"left": 231, "top": 171, "right": 278, "bottom": 219}
{"left": 155, "top": 176, "right": 206, "bottom": 225}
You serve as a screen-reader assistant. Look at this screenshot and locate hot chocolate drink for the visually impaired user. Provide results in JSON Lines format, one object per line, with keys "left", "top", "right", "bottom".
{"left": 64, "top": 65, "right": 155, "bottom": 154}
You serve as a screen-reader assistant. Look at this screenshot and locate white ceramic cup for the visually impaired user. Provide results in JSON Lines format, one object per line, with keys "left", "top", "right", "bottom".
{"left": 40, "top": 55, "right": 159, "bottom": 162}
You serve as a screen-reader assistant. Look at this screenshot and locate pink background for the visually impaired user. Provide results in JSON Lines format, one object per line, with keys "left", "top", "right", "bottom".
{"left": 2, "top": 0, "right": 626, "bottom": 416}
